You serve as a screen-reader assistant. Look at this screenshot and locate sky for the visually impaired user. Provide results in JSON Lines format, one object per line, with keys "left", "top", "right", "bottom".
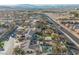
{"left": 0, "top": 0, "right": 79, "bottom": 5}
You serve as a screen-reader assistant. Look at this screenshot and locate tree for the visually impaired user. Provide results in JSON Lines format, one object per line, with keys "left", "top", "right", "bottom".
{"left": 70, "top": 11, "right": 79, "bottom": 17}
{"left": 74, "top": 13, "right": 79, "bottom": 17}
{"left": 0, "top": 40, "right": 4, "bottom": 48}
{"left": 51, "top": 33, "right": 60, "bottom": 40}
{"left": 13, "top": 47, "right": 25, "bottom": 55}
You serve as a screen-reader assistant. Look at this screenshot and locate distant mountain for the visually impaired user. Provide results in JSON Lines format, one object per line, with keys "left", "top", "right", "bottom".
{"left": 0, "top": 4, "right": 79, "bottom": 10}
{"left": 10, "top": 4, "right": 39, "bottom": 10}
{"left": 0, "top": 4, "right": 40, "bottom": 10}
{"left": 35, "top": 4, "right": 79, "bottom": 9}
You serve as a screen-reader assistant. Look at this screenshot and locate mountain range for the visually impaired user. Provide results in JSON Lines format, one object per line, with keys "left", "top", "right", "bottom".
{"left": 0, "top": 4, "right": 79, "bottom": 10}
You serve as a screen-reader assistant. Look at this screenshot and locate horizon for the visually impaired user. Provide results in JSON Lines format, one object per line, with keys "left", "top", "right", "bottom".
{"left": 0, "top": 4, "right": 79, "bottom": 6}
{"left": 0, "top": 0, "right": 79, "bottom": 5}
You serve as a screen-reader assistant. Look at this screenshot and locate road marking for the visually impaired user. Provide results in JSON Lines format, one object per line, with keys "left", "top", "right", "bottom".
{"left": 59, "top": 29, "right": 79, "bottom": 48}
{"left": 45, "top": 14, "right": 79, "bottom": 48}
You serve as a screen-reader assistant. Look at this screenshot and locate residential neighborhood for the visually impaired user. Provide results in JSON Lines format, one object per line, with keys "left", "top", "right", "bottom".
{"left": 0, "top": 4, "right": 79, "bottom": 55}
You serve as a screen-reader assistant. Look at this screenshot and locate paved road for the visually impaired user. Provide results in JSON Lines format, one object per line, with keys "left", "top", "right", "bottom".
{"left": 40, "top": 14, "right": 79, "bottom": 54}
{"left": 43, "top": 14, "right": 79, "bottom": 47}
{"left": 1, "top": 14, "right": 78, "bottom": 55}
{"left": 0, "top": 26, "right": 18, "bottom": 40}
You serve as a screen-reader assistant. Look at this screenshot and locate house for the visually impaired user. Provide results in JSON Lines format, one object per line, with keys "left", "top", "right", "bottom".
{"left": 73, "top": 24, "right": 79, "bottom": 34}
